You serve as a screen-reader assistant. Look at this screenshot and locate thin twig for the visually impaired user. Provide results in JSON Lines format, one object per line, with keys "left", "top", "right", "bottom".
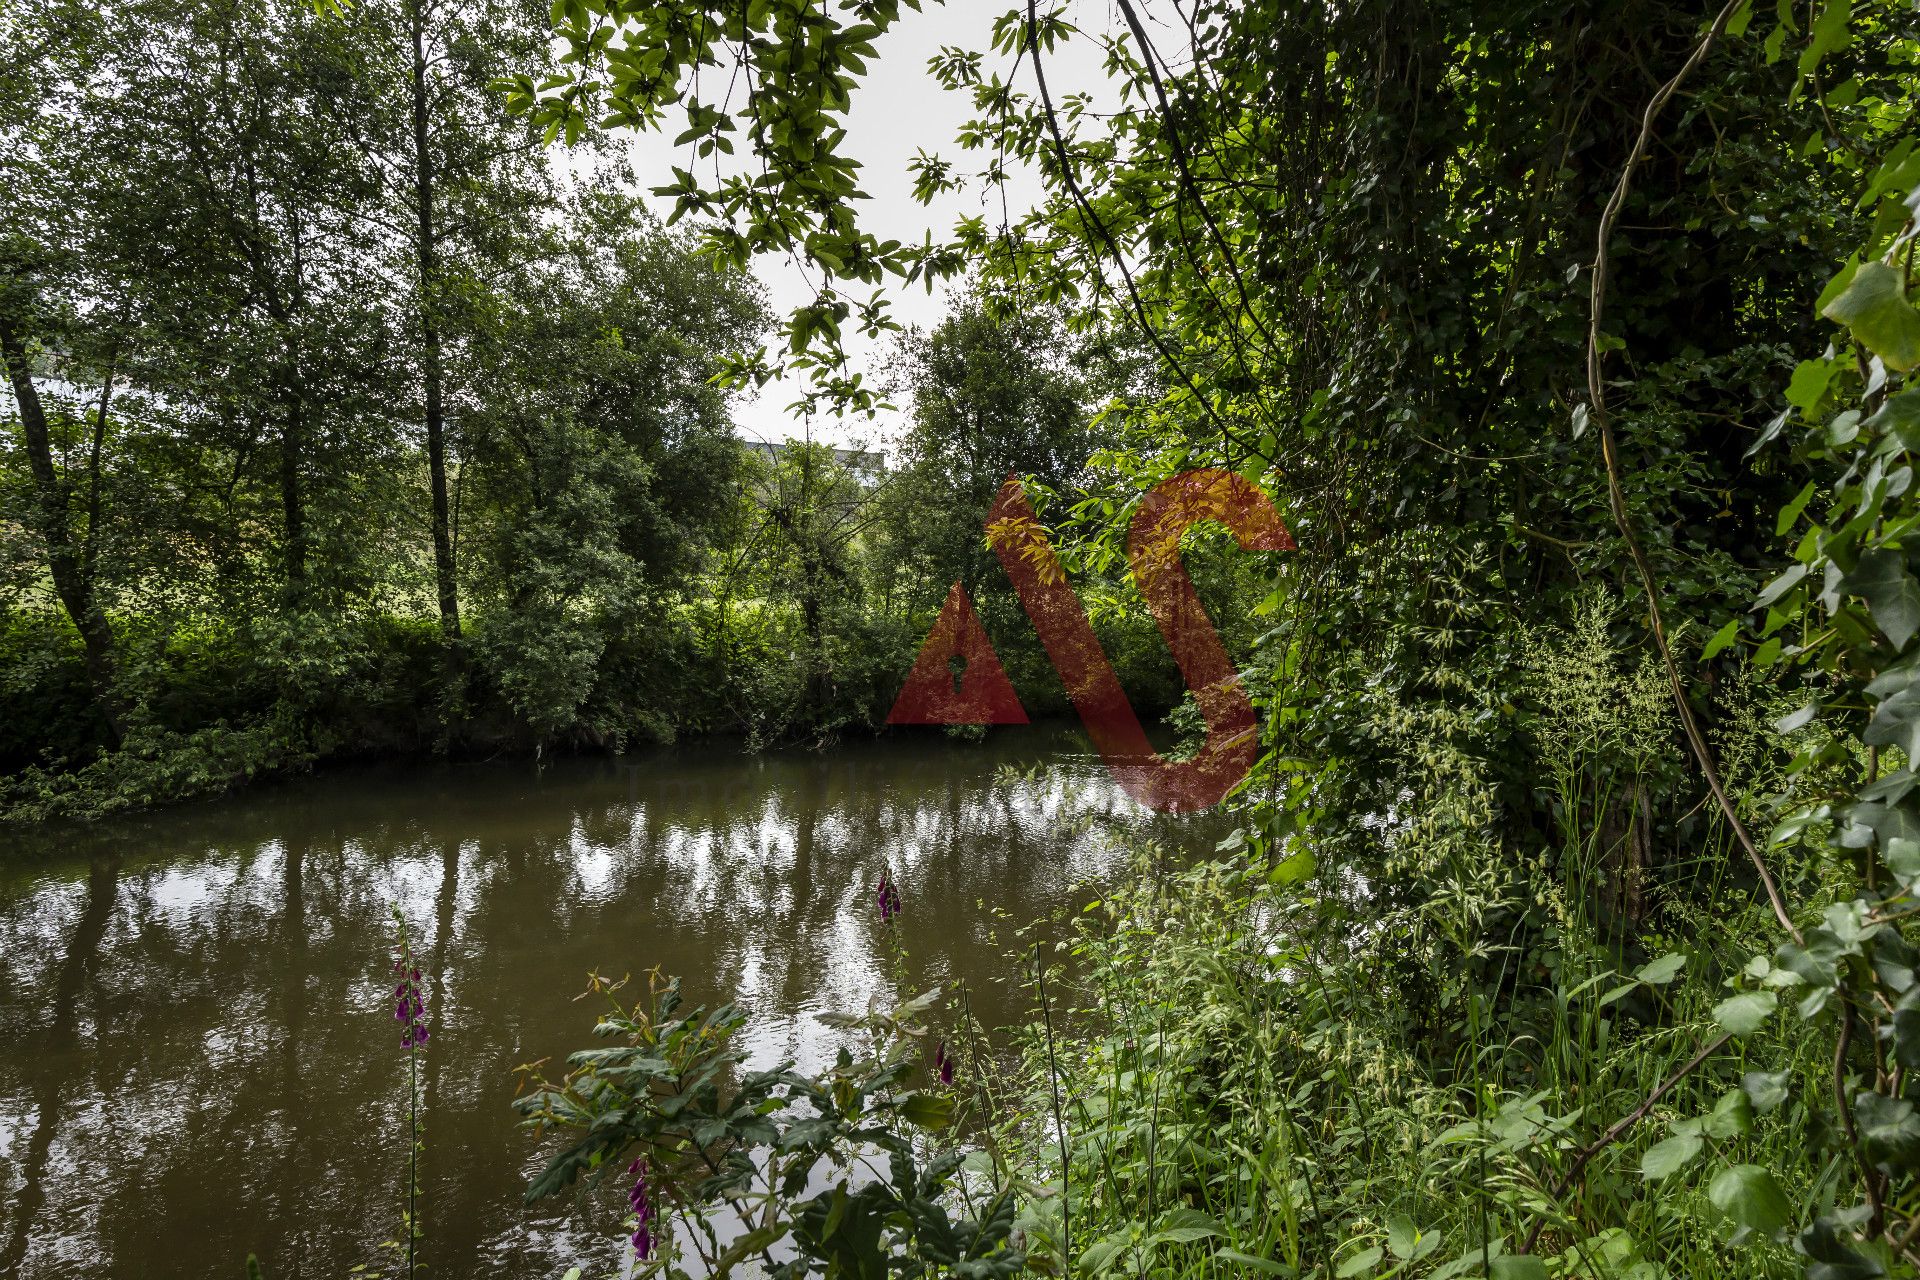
{"left": 1834, "top": 1004, "right": 1888, "bottom": 1235}
{"left": 1024, "top": 1, "right": 1270, "bottom": 466}
{"left": 1582, "top": 0, "right": 1801, "bottom": 943}
{"left": 1519, "top": 1032, "right": 1732, "bottom": 1255}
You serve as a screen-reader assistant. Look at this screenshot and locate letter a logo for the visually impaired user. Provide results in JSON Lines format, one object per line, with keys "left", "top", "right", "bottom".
{"left": 888, "top": 468, "right": 1293, "bottom": 812}
{"left": 885, "top": 582, "right": 1029, "bottom": 725}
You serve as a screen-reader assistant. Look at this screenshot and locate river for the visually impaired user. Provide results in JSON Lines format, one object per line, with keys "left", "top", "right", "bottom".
{"left": 0, "top": 724, "right": 1225, "bottom": 1279}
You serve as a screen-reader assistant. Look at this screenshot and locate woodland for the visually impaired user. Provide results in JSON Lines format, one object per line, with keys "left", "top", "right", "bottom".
{"left": 7, "top": 0, "right": 1920, "bottom": 1276}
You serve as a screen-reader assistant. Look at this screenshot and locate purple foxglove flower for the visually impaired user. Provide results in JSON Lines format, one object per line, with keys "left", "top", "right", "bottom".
{"left": 626, "top": 1157, "right": 654, "bottom": 1259}
{"left": 876, "top": 872, "right": 902, "bottom": 923}
{"left": 392, "top": 963, "right": 429, "bottom": 1051}
{"left": 933, "top": 1040, "right": 955, "bottom": 1086}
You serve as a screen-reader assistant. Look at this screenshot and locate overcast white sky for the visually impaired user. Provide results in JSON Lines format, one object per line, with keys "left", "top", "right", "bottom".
{"left": 609, "top": 2, "right": 1130, "bottom": 450}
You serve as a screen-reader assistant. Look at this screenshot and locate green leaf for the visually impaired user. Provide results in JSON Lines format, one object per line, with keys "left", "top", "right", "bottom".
{"left": 1756, "top": 562, "right": 1808, "bottom": 608}
{"left": 1867, "top": 389, "right": 1920, "bottom": 448}
{"left": 1217, "top": 1251, "right": 1293, "bottom": 1276}
{"left": 1636, "top": 952, "right": 1687, "bottom": 984}
{"left": 1777, "top": 480, "right": 1818, "bottom": 536}
{"left": 1773, "top": 702, "right": 1818, "bottom": 734}
{"left": 1822, "top": 261, "right": 1920, "bottom": 372}
{"left": 1785, "top": 358, "right": 1838, "bottom": 419}
{"left": 1845, "top": 547, "right": 1920, "bottom": 649}
{"left": 1856, "top": 1092, "right": 1920, "bottom": 1167}
{"left": 1491, "top": 1257, "right": 1550, "bottom": 1280}
{"left": 1715, "top": 990, "right": 1778, "bottom": 1036}
{"left": 1702, "top": 619, "right": 1740, "bottom": 660}
{"left": 1269, "top": 849, "right": 1317, "bottom": 886}
{"left": 1386, "top": 1214, "right": 1430, "bottom": 1259}
{"left": 1743, "top": 1070, "right": 1792, "bottom": 1113}
{"left": 897, "top": 1091, "right": 955, "bottom": 1130}
{"left": 1641, "top": 1131, "right": 1705, "bottom": 1180}
{"left": 1336, "top": 1245, "right": 1384, "bottom": 1278}
{"left": 1703, "top": 1088, "right": 1755, "bottom": 1139}
{"left": 1816, "top": 256, "right": 1861, "bottom": 314}
{"left": 1707, "top": 1165, "right": 1793, "bottom": 1237}
{"left": 1866, "top": 654, "right": 1920, "bottom": 759}
{"left": 1799, "top": 0, "right": 1852, "bottom": 79}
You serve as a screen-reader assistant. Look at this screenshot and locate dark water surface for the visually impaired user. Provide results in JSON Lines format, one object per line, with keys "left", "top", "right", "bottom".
{"left": 0, "top": 725, "right": 1221, "bottom": 1279}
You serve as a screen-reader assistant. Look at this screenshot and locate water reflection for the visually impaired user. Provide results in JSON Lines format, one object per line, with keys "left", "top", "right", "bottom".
{"left": 0, "top": 725, "right": 1221, "bottom": 1279}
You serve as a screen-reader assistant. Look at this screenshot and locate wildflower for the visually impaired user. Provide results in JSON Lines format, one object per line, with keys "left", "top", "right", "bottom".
{"left": 394, "top": 960, "right": 430, "bottom": 1049}
{"left": 876, "top": 871, "right": 902, "bottom": 923}
{"left": 626, "top": 1157, "right": 655, "bottom": 1259}
{"left": 933, "top": 1040, "right": 955, "bottom": 1086}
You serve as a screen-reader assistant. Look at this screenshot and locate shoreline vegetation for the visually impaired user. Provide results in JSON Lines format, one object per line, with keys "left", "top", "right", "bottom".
{"left": 8, "top": 0, "right": 1920, "bottom": 1277}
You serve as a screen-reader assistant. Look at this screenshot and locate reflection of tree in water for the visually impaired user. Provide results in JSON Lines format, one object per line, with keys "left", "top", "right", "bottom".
{"left": 0, "top": 732, "right": 1221, "bottom": 1279}
{"left": 1, "top": 854, "right": 119, "bottom": 1278}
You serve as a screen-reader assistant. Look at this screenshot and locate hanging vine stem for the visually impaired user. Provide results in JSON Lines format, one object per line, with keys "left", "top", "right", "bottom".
{"left": 1024, "top": 0, "right": 1273, "bottom": 468}
{"left": 1583, "top": 0, "right": 1801, "bottom": 943}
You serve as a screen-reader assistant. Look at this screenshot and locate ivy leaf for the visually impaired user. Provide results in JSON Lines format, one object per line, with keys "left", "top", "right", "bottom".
{"left": 1747, "top": 406, "right": 1793, "bottom": 457}
{"left": 1702, "top": 619, "right": 1740, "bottom": 660}
{"left": 1798, "top": 0, "right": 1852, "bottom": 79}
{"left": 1885, "top": 836, "right": 1920, "bottom": 887}
{"left": 1865, "top": 654, "right": 1920, "bottom": 759}
{"left": 1822, "top": 261, "right": 1920, "bottom": 372}
{"left": 1892, "top": 1005, "right": 1920, "bottom": 1071}
{"left": 897, "top": 1092, "right": 955, "bottom": 1130}
{"left": 1776, "top": 480, "right": 1817, "bottom": 536}
{"left": 1785, "top": 358, "right": 1838, "bottom": 419}
{"left": 1714, "top": 990, "right": 1778, "bottom": 1036}
{"left": 1642, "top": 1131, "right": 1705, "bottom": 1180}
{"left": 1816, "top": 255, "right": 1861, "bottom": 313}
{"left": 1707, "top": 1164, "right": 1794, "bottom": 1238}
{"left": 1755, "top": 562, "right": 1808, "bottom": 608}
{"left": 1844, "top": 548, "right": 1920, "bottom": 649}
{"left": 1773, "top": 702, "right": 1818, "bottom": 734}
{"left": 1385, "top": 1215, "right": 1439, "bottom": 1260}
{"left": 1865, "top": 389, "right": 1920, "bottom": 450}
{"left": 1704, "top": 1088, "right": 1755, "bottom": 1139}
{"left": 1742, "top": 1070, "right": 1791, "bottom": 1113}
{"left": 1856, "top": 1092, "right": 1920, "bottom": 1169}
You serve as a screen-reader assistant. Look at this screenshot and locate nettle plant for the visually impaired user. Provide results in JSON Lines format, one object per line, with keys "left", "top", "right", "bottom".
{"left": 1723, "top": 137, "right": 1920, "bottom": 1268}
{"left": 513, "top": 972, "right": 1022, "bottom": 1279}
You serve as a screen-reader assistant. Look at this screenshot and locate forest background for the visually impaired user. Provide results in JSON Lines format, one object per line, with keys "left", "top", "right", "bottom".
{"left": 11, "top": 0, "right": 1920, "bottom": 1275}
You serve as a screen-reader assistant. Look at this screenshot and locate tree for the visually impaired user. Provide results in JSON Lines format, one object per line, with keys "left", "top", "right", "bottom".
{"left": 460, "top": 188, "right": 764, "bottom": 741}
{"left": 347, "top": 0, "right": 558, "bottom": 646}
{"left": 878, "top": 295, "right": 1091, "bottom": 617}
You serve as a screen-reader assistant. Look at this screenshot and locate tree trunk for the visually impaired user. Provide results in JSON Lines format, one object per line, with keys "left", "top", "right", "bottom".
{"left": 0, "top": 316, "right": 125, "bottom": 744}
{"left": 280, "top": 391, "right": 307, "bottom": 595}
{"left": 409, "top": 0, "right": 460, "bottom": 644}
{"left": 279, "top": 210, "right": 309, "bottom": 600}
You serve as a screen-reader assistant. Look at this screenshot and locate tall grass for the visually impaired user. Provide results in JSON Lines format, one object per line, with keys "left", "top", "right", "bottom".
{"left": 977, "top": 599, "right": 1836, "bottom": 1278}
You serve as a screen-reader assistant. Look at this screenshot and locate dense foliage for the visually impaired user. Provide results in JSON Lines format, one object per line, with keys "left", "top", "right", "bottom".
{"left": 11, "top": 0, "right": 1920, "bottom": 1276}
{"left": 0, "top": 0, "right": 1184, "bottom": 814}
{"left": 496, "top": 0, "right": 1920, "bottom": 1276}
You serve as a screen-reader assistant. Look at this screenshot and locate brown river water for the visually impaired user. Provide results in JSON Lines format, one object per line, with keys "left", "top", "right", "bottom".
{"left": 0, "top": 724, "right": 1227, "bottom": 1279}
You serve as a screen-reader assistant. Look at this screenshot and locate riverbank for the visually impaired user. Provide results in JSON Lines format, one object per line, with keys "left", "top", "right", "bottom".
{"left": 0, "top": 604, "right": 1199, "bottom": 825}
